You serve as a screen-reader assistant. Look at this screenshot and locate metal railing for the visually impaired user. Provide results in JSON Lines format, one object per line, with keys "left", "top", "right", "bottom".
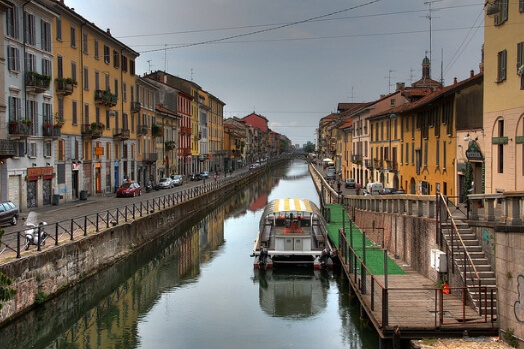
{"left": 0, "top": 167, "right": 263, "bottom": 260}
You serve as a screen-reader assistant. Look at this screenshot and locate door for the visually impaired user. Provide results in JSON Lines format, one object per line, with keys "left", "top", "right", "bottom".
{"left": 27, "top": 180, "right": 37, "bottom": 208}
{"left": 42, "top": 179, "right": 51, "bottom": 205}
{"left": 72, "top": 170, "right": 78, "bottom": 198}
{"left": 294, "top": 238, "right": 303, "bottom": 251}
{"left": 284, "top": 237, "right": 293, "bottom": 251}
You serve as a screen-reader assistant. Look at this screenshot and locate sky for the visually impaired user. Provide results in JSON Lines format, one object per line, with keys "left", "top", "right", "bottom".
{"left": 65, "top": 0, "right": 485, "bottom": 146}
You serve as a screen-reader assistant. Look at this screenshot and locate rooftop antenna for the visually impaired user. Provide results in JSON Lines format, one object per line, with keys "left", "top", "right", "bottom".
{"left": 191, "top": 68, "right": 193, "bottom": 81}
{"left": 147, "top": 60, "right": 152, "bottom": 72}
{"left": 387, "top": 70, "right": 396, "bottom": 93}
{"left": 424, "top": 0, "right": 441, "bottom": 78}
{"left": 349, "top": 86, "right": 355, "bottom": 102}
{"left": 164, "top": 44, "right": 168, "bottom": 72}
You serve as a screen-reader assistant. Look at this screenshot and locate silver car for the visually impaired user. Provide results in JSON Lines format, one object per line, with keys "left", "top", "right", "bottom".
{"left": 171, "top": 174, "right": 184, "bottom": 186}
{"left": 156, "top": 177, "right": 173, "bottom": 189}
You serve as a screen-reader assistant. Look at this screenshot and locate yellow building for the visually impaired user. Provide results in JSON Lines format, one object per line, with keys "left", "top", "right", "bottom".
{"left": 208, "top": 94, "right": 225, "bottom": 173}
{"left": 42, "top": 0, "right": 139, "bottom": 199}
{"left": 484, "top": 1, "right": 524, "bottom": 193}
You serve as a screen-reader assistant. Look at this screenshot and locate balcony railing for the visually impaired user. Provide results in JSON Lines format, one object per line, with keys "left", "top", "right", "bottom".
{"left": 0, "top": 139, "right": 17, "bottom": 158}
{"left": 26, "top": 72, "right": 50, "bottom": 93}
{"left": 113, "top": 128, "right": 130, "bottom": 140}
{"left": 55, "top": 79, "right": 74, "bottom": 96}
{"left": 82, "top": 123, "right": 105, "bottom": 139}
{"left": 43, "top": 124, "right": 62, "bottom": 138}
{"left": 94, "top": 90, "right": 117, "bottom": 106}
{"left": 8, "top": 121, "right": 33, "bottom": 138}
{"left": 386, "top": 160, "right": 398, "bottom": 172}
{"left": 137, "top": 125, "right": 149, "bottom": 135}
{"left": 144, "top": 153, "right": 158, "bottom": 163}
{"left": 131, "top": 101, "right": 141, "bottom": 112}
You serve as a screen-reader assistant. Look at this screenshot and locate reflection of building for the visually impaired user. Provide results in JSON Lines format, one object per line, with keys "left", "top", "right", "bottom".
{"left": 255, "top": 269, "right": 328, "bottom": 318}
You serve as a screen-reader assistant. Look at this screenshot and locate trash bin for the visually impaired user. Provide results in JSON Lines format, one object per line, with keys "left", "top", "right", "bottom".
{"left": 52, "top": 194, "right": 60, "bottom": 206}
{"left": 80, "top": 190, "right": 88, "bottom": 200}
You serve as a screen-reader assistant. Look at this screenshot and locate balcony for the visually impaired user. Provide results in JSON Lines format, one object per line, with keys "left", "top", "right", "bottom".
{"left": 137, "top": 125, "right": 149, "bottom": 136}
{"left": 26, "top": 72, "right": 50, "bottom": 94}
{"left": 55, "top": 78, "right": 75, "bottom": 96}
{"left": 82, "top": 122, "right": 105, "bottom": 139}
{"left": 181, "top": 126, "right": 191, "bottom": 134}
{"left": 0, "top": 139, "right": 17, "bottom": 159}
{"left": 386, "top": 160, "right": 398, "bottom": 172}
{"left": 43, "top": 124, "right": 62, "bottom": 139}
{"left": 113, "top": 128, "right": 130, "bottom": 140}
{"left": 144, "top": 153, "right": 158, "bottom": 164}
{"left": 131, "top": 101, "right": 141, "bottom": 113}
{"left": 94, "top": 90, "right": 117, "bottom": 106}
{"left": 151, "top": 123, "right": 162, "bottom": 138}
{"left": 165, "top": 141, "right": 175, "bottom": 151}
{"left": 9, "top": 121, "right": 33, "bottom": 138}
{"left": 182, "top": 148, "right": 192, "bottom": 156}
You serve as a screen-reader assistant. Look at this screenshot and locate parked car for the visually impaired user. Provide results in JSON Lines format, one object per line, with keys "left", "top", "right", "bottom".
{"left": 381, "top": 188, "right": 397, "bottom": 195}
{"left": 155, "top": 177, "right": 174, "bottom": 189}
{"left": 116, "top": 181, "right": 142, "bottom": 197}
{"left": 326, "top": 168, "right": 336, "bottom": 180}
{"left": 190, "top": 173, "right": 202, "bottom": 181}
{"left": 394, "top": 189, "right": 406, "bottom": 194}
{"left": 171, "top": 174, "right": 184, "bottom": 186}
{"left": 0, "top": 201, "right": 19, "bottom": 226}
{"left": 200, "top": 171, "right": 209, "bottom": 179}
{"left": 345, "top": 178, "right": 356, "bottom": 188}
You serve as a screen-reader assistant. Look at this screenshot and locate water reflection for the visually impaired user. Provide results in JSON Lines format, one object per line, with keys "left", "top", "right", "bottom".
{"left": 254, "top": 267, "right": 330, "bottom": 319}
{"left": 0, "top": 161, "right": 378, "bottom": 348}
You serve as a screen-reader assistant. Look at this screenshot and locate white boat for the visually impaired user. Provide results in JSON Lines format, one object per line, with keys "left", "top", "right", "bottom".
{"left": 252, "top": 198, "right": 333, "bottom": 270}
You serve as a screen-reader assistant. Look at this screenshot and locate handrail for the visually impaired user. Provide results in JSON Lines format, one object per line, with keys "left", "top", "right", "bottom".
{"left": 0, "top": 163, "right": 271, "bottom": 261}
{"left": 437, "top": 193, "right": 483, "bottom": 312}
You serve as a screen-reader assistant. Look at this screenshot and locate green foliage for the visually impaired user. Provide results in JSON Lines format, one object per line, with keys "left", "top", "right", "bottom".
{"left": 463, "top": 161, "right": 473, "bottom": 201}
{"left": 304, "top": 143, "right": 315, "bottom": 153}
{"left": 502, "top": 328, "right": 519, "bottom": 347}
{"left": 0, "top": 228, "right": 16, "bottom": 310}
{"left": 35, "top": 290, "right": 48, "bottom": 305}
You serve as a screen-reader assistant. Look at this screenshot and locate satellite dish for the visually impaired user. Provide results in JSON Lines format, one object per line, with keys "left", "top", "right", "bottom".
{"left": 518, "top": 65, "right": 524, "bottom": 76}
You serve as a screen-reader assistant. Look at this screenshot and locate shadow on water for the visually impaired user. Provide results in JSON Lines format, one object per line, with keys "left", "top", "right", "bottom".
{"left": 0, "top": 161, "right": 379, "bottom": 349}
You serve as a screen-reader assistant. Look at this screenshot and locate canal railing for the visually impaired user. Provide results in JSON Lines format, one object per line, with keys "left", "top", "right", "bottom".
{"left": 337, "top": 228, "right": 497, "bottom": 335}
{"left": 0, "top": 163, "right": 274, "bottom": 260}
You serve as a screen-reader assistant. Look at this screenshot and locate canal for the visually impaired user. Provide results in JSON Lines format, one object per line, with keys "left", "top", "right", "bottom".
{"left": 0, "top": 160, "right": 379, "bottom": 348}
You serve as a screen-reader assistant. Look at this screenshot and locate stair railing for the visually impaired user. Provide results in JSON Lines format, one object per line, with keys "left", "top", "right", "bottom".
{"left": 437, "top": 193, "right": 483, "bottom": 314}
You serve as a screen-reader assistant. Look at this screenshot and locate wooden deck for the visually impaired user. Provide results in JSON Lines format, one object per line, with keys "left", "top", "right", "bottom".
{"left": 340, "top": 257, "right": 498, "bottom": 339}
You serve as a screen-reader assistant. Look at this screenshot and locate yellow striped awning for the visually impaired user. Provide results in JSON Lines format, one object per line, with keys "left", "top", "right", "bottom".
{"left": 272, "top": 198, "right": 313, "bottom": 213}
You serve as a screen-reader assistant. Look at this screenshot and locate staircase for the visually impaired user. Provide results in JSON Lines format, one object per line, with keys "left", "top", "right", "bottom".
{"left": 441, "top": 219, "right": 497, "bottom": 316}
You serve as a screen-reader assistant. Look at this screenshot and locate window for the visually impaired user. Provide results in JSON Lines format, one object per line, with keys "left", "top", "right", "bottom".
{"left": 435, "top": 140, "right": 440, "bottom": 168}
{"left": 95, "top": 71, "right": 100, "bottom": 90}
{"left": 123, "top": 83, "right": 127, "bottom": 101}
{"left": 44, "top": 142, "right": 52, "bottom": 157}
{"left": 83, "top": 66, "right": 89, "bottom": 90}
{"left": 42, "top": 58, "right": 52, "bottom": 76}
{"left": 6, "top": 6, "right": 19, "bottom": 39}
{"left": 71, "top": 61, "right": 77, "bottom": 82}
{"left": 83, "top": 32, "right": 88, "bottom": 53}
{"left": 443, "top": 142, "right": 447, "bottom": 170}
{"left": 122, "top": 55, "right": 128, "bottom": 72}
{"left": 58, "top": 140, "right": 65, "bottom": 162}
{"left": 113, "top": 50, "right": 119, "bottom": 68}
{"left": 494, "top": 0, "right": 509, "bottom": 25}
{"left": 57, "top": 55, "right": 63, "bottom": 78}
{"left": 497, "top": 49, "right": 507, "bottom": 82}
{"left": 130, "top": 60, "right": 135, "bottom": 75}
{"left": 84, "top": 104, "right": 90, "bottom": 124}
{"left": 72, "top": 100, "right": 78, "bottom": 125}
{"left": 16, "top": 141, "right": 25, "bottom": 157}
{"left": 25, "top": 13, "right": 36, "bottom": 46}
{"left": 28, "top": 142, "right": 37, "bottom": 158}
{"left": 25, "top": 52, "right": 36, "bottom": 72}
{"left": 94, "top": 39, "right": 99, "bottom": 59}
{"left": 96, "top": 106, "right": 100, "bottom": 124}
{"left": 8, "top": 46, "right": 20, "bottom": 72}
{"left": 114, "top": 79, "right": 119, "bottom": 98}
{"left": 58, "top": 97, "right": 64, "bottom": 121}
{"left": 520, "top": 0, "right": 524, "bottom": 12}
{"left": 518, "top": 42, "right": 524, "bottom": 89}
{"left": 498, "top": 119, "right": 504, "bottom": 173}
{"left": 56, "top": 17, "right": 62, "bottom": 41}
{"left": 70, "top": 25, "right": 76, "bottom": 48}
{"left": 104, "top": 45, "right": 110, "bottom": 64}
{"left": 8, "top": 97, "right": 22, "bottom": 121}
{"left": 41, "top": 20, "right": 52, "bottom": 52}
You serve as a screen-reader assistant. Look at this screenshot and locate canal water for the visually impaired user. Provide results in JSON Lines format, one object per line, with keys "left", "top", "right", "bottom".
{"left": 0, "top": 160, "right": 379, "bottom": 348}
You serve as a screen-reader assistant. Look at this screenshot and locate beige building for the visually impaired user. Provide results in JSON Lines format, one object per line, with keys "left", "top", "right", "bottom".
{"left": 483, "top": 1, "right": 524, "bottom": 194}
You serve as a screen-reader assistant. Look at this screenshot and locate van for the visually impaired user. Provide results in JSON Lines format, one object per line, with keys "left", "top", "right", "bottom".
{"left": 366, "top": 182, "right": 383, "bottom": 195}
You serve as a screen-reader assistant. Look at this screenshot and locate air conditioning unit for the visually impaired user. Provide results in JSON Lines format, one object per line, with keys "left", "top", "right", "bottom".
{"left": 430, "top": 249, "right": 447, "bottom": 272}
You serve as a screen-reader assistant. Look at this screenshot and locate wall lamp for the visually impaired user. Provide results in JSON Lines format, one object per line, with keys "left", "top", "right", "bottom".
{"left": 464, "top": 133, "right": 470, "bottom": 141}
{"left": 484, "top": 1, "right": 500, "bottom": 16}
{"left": 32, "top": 163, "right": 37, "bottom": 167}
{"left": 46, "top": 162, "right": 51, "bottom": 166}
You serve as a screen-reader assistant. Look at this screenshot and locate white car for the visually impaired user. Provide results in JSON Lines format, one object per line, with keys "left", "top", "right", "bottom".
{"left": 156, "top": 177, "right": 173, "bottom": 189}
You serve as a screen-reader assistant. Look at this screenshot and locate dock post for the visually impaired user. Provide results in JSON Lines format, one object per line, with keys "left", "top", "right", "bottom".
{"left": 362, "top": 230, "right": 367, "bottom": 294}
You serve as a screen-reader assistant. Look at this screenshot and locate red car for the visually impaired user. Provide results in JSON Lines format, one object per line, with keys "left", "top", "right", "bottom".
{"left": 116, "top": 181, "right": 142, "bottom": 197}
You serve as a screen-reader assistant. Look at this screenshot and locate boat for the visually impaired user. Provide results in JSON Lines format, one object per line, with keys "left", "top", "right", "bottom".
{"left": 252, "top": 198, "right": 334, "bottom": 270}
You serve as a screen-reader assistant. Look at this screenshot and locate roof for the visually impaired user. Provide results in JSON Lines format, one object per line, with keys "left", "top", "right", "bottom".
{"left": 270, "top": 198, "right": 315, "bottom": 214}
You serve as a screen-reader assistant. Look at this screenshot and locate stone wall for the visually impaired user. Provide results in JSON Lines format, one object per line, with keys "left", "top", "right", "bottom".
{"left": 0, "top": 169, "right": 263, "bottom": 325}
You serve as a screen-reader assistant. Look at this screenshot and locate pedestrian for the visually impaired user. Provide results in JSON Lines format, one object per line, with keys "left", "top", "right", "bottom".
{"left": 337, "top": 181, "right": 341, "bottom": 193}
{"left": 355, "top": 182, "right": 361, "bottom": 195}
{"left": 214, "top": 173, "right": 217, "bottom": 182}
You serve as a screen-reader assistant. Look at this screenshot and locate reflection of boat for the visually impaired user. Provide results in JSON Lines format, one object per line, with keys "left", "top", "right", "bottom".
{"left": 254, "top": 268, "right": 329, "bottom": 318}
{"left": 252, "top": 198, "right": 333, "bottom": 269}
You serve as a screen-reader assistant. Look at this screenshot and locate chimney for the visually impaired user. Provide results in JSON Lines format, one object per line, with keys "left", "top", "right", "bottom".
{"left": 396, "top": 82, "right": 405, "bottom": 91}
{"left": 453, "top": 77, "right": 457, "bottom": 84}
{"left": 106, "top": 28, "right": 111, "bottom": 35}
{"left": 470, "top": 70, "right": 474, "bottom": 78}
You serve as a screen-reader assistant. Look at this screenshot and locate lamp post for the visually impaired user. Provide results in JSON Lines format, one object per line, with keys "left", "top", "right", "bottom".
{"left": 389, "top": 114, "right": 397, "bottom": 187}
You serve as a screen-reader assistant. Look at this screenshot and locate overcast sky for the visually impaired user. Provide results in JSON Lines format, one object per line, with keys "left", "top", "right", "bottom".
{"left": 65, "top": 0, "right": 485, "bottom": 145}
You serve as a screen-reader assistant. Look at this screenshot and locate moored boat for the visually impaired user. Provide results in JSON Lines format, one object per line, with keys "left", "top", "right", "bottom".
{"left": 252, "top": 198, "right": 333, "bottom": 270}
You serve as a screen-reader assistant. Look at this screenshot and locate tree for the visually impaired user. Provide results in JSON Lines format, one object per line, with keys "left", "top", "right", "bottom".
{"left": 0, "top": 230, "right": 16, "bottom": 310}
{"left": 304, "top": 143, "right": 315, "bottom": 153}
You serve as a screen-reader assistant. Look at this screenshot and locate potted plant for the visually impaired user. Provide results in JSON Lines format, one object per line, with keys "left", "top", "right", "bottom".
{"left": 54, "top": 113, "right": 65, "bottom": 128}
